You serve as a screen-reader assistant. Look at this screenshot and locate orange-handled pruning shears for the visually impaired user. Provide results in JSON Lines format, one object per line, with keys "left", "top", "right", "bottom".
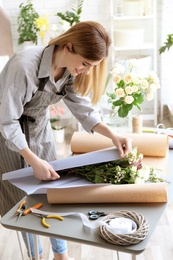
{"left": 22, "top": 203, "right": 43, "bottom": 216}
{"left": 15, "top": 201, "right": 43, "bottom": 221}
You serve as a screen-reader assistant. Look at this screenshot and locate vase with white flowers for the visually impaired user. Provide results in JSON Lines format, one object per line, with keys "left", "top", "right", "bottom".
{"left": 101, "top": 60, "right": 160, "bottom": 128}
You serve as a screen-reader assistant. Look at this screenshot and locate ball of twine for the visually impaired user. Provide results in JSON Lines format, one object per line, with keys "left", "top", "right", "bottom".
{"left": 99, "top": 210, "right": 149, "bottom": 246}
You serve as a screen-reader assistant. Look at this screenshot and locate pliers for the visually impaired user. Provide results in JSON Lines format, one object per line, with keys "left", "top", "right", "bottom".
{"left": 31, "top": 212, "right": 64, "bottom": 228}
{"left": 15, "top": 200, "right": 43, "bottom": 221}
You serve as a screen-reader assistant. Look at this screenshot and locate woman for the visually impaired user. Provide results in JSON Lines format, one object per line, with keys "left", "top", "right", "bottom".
{"left": 0, "top": 21, "right": 132, "bottom": 260}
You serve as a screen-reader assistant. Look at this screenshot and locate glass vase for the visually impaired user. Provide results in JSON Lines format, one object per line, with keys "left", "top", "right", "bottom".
{"left": 100, "top": 95, "right": 132, "bottom": 132}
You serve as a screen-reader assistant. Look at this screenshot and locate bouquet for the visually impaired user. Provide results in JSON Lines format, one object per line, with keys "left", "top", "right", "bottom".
{"left": 106, "top": 60, "right": 160, "bottom": 118}
{"left": 59, "top": 147, "right": 165, "bottom": 185}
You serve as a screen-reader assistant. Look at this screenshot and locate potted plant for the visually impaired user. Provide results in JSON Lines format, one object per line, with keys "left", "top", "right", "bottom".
{"left": 159, "top": 34, "right": 173, "bottom": 123}
{"left": 50, "top": 105, "right": 66, "bottom": 143}
{"left": 56, "top": 0, "right": 84, "bottom": 27}
{"left": 17, "top": 0, "right": 39, "bottom": 45}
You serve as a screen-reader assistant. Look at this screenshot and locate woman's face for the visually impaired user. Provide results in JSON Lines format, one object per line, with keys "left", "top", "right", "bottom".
{"left": 65, "top": 45, "right": 102, "bottom": 76}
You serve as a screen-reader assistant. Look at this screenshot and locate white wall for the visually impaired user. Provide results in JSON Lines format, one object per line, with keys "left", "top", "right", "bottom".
{"left": 157, "top": 0, "right": 173, "bottom": 106}
{"left": 1, "top": 0, "right": 173, "bottom": 114}
{"left": 1, "top": 0, "right": 111, "bottom": 53}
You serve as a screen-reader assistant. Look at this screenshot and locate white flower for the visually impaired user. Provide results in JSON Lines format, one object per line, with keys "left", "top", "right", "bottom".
{"left": 138, "top": 153, "right": 143, "bottom": 160}
{"left": 124, "top": 95, "right": 134, "bottom": 104}
{"left": 137, "top": 168, "right": 149, "bottom": 180}
{"left": 141, "top": 79, "right": 149, "bottom": 89}
{"left": 149, "top": 83, "right": 157, "bottom": 93}
{"left": 146, "top": 92, "right": 154, "bottom": 101}
{"left": 131, "top": 165, "right": 138, "bottom": 173}
{"left": 132, "top": 85, "right": 139, "bottom": 92}
{"left": 113, "top": 74, "right": 121, "bottom": 84}
{"left": 115, "top": 88, "right": 125, "bottom": 97}
{"left": 125, "top": 86, "right": 133, "bottom": 94}
{"left": 124, "top": 73, "right": 133, "bottom": 84}
{"left": 135, "top": 177, "right": 145, "bottom": 184}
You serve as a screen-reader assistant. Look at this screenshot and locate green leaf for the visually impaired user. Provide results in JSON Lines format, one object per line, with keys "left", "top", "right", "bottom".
{"left": 118, "top": 106, "right": 129, "bottom": 118}
{"left": 159, "top": 34, "right": 173, "bottom": 54}
{"left": 112, "top": 99, "right": 123, "bottom": 106}
{"left": 133, "top": 93, "right": 144, "bottom": 104}
{"left": 50, "top": 118, "right": 59, "bottom": 123}
{"left": 106, "top": 92, "right": 116, "bottom": 100}
{"left": 118, "top": 80, "right": 125, "bottom": 88}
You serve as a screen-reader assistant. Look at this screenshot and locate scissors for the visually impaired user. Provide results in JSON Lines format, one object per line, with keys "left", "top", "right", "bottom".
{"left": 88, "top": 210, "right": 107, "bottom": 220}
{"left": 15, "top": 201, "right": 43, "bottom": 221}
{"left": 31, "top": 212, "right": 64, "bottom": 228}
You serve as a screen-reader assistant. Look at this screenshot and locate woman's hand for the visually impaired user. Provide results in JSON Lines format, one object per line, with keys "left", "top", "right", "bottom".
{"left": 32, "top": 158, "right": 60, "bottom": 180}
{"left": 92, "top": 122, "right": 132, "bottom": 157}
{"left": 111, "top": 133, "right": 132, "bottom": 157}
{"left": 20, "top": 147, "right": 60, "bottom": 180}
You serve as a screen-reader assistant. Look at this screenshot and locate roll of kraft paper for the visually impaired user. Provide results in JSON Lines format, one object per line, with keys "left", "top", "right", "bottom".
{"left": 47, "top": 182, "right": 168, "bottom": 204}
{"left": 71, "top": 132, "right": 168, "bottom": 157}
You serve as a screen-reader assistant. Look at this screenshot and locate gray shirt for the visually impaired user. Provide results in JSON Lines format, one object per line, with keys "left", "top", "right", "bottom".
{"left": 0, "top": 45, "right": 102, "bottom": 152}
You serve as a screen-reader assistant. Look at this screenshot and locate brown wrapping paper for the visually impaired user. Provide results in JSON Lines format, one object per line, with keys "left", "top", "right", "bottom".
{"left": 71, "top": 132, "right": 168, "bottom": 157}
{"left": 47, "top": 132, "right": 169, "bottom": 204}
{"left": 47, "top": 183, "right": 168, "bottom": 204}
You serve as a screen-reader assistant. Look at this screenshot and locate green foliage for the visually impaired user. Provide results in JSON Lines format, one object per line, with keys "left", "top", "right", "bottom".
{"left": 17, "top": 0, "right": 39, "bottom": 44}
{"left": 57, "top": 0, "right": 84, "bottom": 27}
{"left": 159, "top": 34, "right": 173, "bottom": 54}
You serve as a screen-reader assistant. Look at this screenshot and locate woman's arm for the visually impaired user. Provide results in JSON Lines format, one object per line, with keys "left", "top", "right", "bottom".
{"left": 20, "top": 147, "right": 60, "bottom": 180}
{"left": 92, "top": 122, "right": 132, "bottom": 157}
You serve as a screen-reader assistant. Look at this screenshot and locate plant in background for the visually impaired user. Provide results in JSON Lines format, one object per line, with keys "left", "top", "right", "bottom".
{"left": 17, "top": 0, "right": 39, "bottom": 45}
{"left": 35, "top": 15, "right": 50, "bottom": 45}
{"left": 159, "top": 34, "right": 173, "bottom": 119}
{"left": 56, "top": 0, "right": 84, "bottom": 27}
{"left": 106, "top": 60, "right": 160, "bottom": 118}
{"left": 58, "top": 147, "right": 165, "bottom": 184}
{"left": 50, "top": 105, "right": 65, "bottom": 130}
{"left": 159, "top": 34, "right": 173, "bottom": 54}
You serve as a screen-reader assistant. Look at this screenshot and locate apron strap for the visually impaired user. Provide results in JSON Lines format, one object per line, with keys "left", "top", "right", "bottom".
{"left": 38, "top": 77, "right": 49, "bottom": 91}
{"left": 19, "top": 77, "right": 49, "bottom": 168}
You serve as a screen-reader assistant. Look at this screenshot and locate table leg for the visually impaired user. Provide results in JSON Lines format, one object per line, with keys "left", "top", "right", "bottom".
{"left": 117, "top": 252, "right": 137, "bottom": 260}
{"left": 33, "top": 234, "right": 39, "bottom": 260}
{"left": 132, "top": 254, "right": 136, "bottom": 260}
{"left": 16, "top": 231, "right": 25, "bottom": 260}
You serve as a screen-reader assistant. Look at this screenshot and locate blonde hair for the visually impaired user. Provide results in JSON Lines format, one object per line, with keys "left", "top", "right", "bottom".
{"left": 49, "top": 21, "right": 111, "bottom": 104}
